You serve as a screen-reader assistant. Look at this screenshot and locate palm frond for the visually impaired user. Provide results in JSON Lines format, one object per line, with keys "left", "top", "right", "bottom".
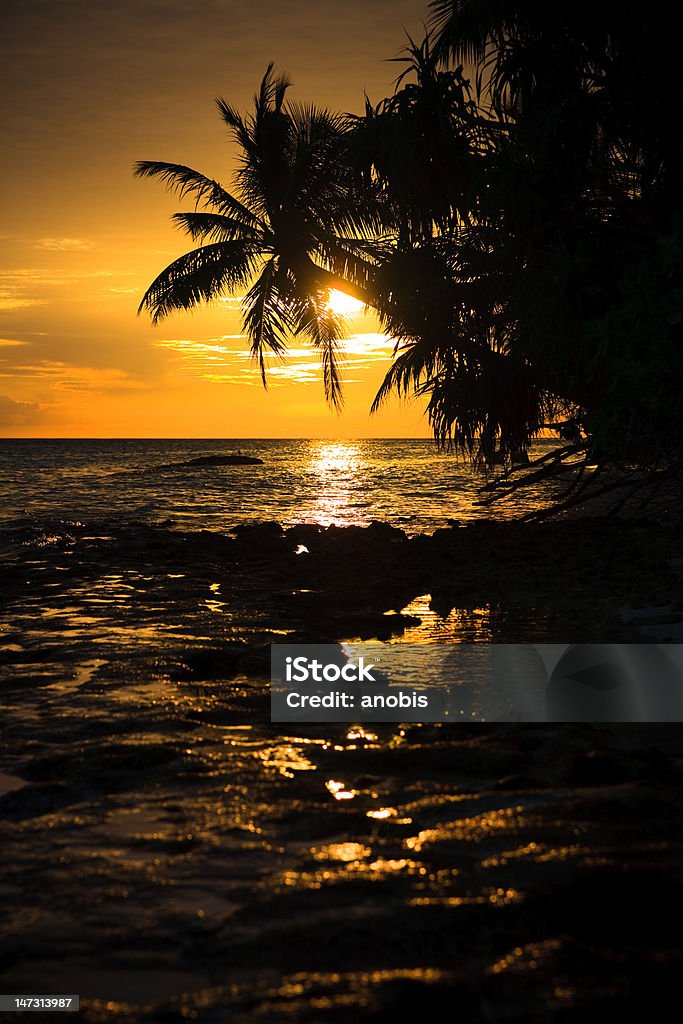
{"left": 214, "top": 98, "right": 261, "bottom": 167}
{"left": 256, "top": 62, "right": 292, "bottom": 113}
{"left": 293, "top": 294, "right": 347, "bottom": 409}
{"left": 138, "top": 241, "right": 259, "bottom": 324}
{"left": 428, "top": 0, "right": 513, "bottom": 65}
{"left": 312, "top": 235, "right": 379, "bottom": 299}
{"left": 172, "top": 211, "right": 263, "bottom": 244}
{"left": 242, "top": 259, "right": 292, "bottom": 383}
{"left": 134, "top": 161, "right": 263, "bottom": 228}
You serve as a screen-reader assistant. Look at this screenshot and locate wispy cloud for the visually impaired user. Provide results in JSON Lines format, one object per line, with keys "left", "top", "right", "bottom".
{"left": 36, "top": 237, "right": 95, "bottom": 252}
{"left": 0, "top": 338, "right": 30, "bottom": 347}
{"left": 0, "top": 267, "right": 117, "bottom": 311}
{"left": 156, "top": 338, "right": 233, "bottom": 356}
{"left": 0, "top": 361, "right": 146, "bottom": 394}
{"left": 0, "top": 394, "right": 43, "bottom": 426}
{"left": 0, "top": 291, "right": 45, "bottom": 310}
{"left": 345, "top": 333, "right": 396, "bottom": 357}
{"left": 155, "top": 335, "right": 246, "bottom": 380}
{"left": 0, "top": 268, "right": 113, "bottom": 286}
{"left": 154, "top": 330, "right": 393, "bottom": 387}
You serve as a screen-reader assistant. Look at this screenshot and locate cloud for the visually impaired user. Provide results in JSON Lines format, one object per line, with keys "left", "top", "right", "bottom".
{"left": 0, "top": 268, "right": 112, "bottom": 286}
{"left": 154, "top": 330, "right": 394, "bottom": 388}
{"left": 3, "top": 361, "right": 146, "bottom": 394}
{"left": 0, "top": 394, "right": 43, "bottom": 426}
{"left": 0, "top": 338, "right": 29, "bottom": 347}
{"left": 0, "top": 291, "right": 45, "bottom": 310}
{"left": 36, "top": 237, "right": 95, "bottom": 252}
{"left": 0, "top": 267, "right": 116, "bottom": 313}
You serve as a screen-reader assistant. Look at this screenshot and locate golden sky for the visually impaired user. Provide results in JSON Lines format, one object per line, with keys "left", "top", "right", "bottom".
{"left": 0, "top": 0, "right": 431, "bottom": 438}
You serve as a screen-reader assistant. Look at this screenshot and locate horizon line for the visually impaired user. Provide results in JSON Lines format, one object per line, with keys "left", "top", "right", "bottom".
{"left": 0, "top": 435, "right": 439, "bottom": 442}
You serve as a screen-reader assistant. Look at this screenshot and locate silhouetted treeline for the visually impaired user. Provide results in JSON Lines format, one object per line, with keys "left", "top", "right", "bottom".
{"left": 138, "top": 1, "right": 683, "bottom": 512}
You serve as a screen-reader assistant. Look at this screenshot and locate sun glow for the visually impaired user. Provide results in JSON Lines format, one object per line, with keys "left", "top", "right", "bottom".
{"left": 327, "top": 289, "right": 364, "bottom": 317}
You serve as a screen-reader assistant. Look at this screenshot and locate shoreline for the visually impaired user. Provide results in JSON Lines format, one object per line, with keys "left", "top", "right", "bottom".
{"left": 2, "top": 513, "right": 682, "bottom": 651}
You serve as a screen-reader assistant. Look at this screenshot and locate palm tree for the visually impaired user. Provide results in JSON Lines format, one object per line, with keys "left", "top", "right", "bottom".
{"left": 350, "top": 36, "right": 555, "bottom": 465}
{"left": 135, "top": 65, "right": 382, "bottom": 406}
{"left": 423, "top": 0, "right": 683, "bottom": 509}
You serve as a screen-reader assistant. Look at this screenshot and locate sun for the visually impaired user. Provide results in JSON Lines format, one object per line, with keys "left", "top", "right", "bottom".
{"left": 327, "top": 289, "right": 364, "bottom": 317}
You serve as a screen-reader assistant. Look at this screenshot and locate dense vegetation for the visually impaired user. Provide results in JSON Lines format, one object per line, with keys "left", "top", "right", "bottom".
{"left": 137, "top": 1, "right": 683, "bottom": 514}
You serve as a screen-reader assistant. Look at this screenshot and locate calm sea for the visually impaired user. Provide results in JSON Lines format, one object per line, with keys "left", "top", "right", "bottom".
{"left": 0, "top": 437, "right": 553, "bottom": 533}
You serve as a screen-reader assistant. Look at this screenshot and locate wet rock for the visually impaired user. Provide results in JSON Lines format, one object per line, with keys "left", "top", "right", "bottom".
{"left": 286, "top": 523, "right": 324, "bottom": 547}
{"left": 167, "top": 454, "right": 264, "bottom": 467}
{"left": 233, "top": 520, "right": 284, "bottom": 536}
{"left": 368, "top": 520, "right": 407, "bottom": 541}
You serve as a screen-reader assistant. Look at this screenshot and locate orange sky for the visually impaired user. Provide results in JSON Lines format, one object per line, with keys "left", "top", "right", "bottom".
{"left": 0, "top": 0, "right": 432, "bottom": 438}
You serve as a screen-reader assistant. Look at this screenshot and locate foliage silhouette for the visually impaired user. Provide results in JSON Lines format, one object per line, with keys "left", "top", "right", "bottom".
{"left": 136, "top": 65, "right": 382, "bottom": 407}
{"left": 137, "top": 5, "right": 683, "bottom": 512}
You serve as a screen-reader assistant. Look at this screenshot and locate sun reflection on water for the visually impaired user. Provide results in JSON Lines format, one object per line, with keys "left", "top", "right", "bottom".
{"left": 302, "top": 442, "right": 368, "bottom": 528}
{"left": 325, "top": 779, "right": 357, "bottom": 800}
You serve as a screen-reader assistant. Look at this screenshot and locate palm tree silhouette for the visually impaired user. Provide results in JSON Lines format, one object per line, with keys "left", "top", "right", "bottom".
{"left": 351, "top": 36, "right": 551, "bottom": 465}
{"left": 135, "top": 65, "right": 381, "bottom": 406}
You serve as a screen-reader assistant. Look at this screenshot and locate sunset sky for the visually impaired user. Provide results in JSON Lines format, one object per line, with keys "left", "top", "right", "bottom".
{"left": 0, "top": 0, "right": 432, "bottom": 438}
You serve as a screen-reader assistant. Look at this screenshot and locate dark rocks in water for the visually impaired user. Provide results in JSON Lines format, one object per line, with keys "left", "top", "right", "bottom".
{"left": 282, "top": 600, "right": 421, "bottom": 642}
{"left": 157, "top": 453, "right": 264, "bottom": 470}
{"left": 182, "top": 454, "right": 264, "bottom": 467}
{"left": 285, "top": 521, "right": 407, "bottom": 559}
{"left": 286, "top": 523, "right": 324, "bottom": 547}
{"left": 233, "top": 521, "right": 285, "bottom": 543}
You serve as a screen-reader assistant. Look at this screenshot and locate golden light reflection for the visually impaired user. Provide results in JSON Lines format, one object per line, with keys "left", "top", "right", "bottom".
{"left": 325, "top": 779, "right": 357, "bottom": 800}
{"left": 309, "top": 441, "right": 361, "bottom": 476}
{"left": 410, "top": 888, "right": 522, "bottom": 908}
{"left": 275, "top": 857, "right": 426, "bottom": 891}
{"left": 489, "top": 939, "right": 562, "bottom": 975}
{"left": 303, "top": 442, "right": 367, "bottom": 528}
{"left": 405, "top": 806, "right": 529, "bottom": 851}
{"left": 345, "top": 726, "right": 378, "bottom": 743}
{"left": 393, "top": 594, "right": 495, "bottom": 643}
{"left": 312, "top": 843, "right": 371, "bottom": 862}
{"left": 256, "top": 744, "right": 318, "bottom": 778}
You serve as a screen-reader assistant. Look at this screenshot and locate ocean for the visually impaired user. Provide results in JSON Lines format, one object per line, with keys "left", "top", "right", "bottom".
{"left": 0, "top": 436, "right": 560, "bottom": 696}
{"left": 0, "top": 437, "right": 554, "bottom": 533}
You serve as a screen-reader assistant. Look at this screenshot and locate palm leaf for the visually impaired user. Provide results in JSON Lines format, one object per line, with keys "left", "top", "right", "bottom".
{"left": 134, "top": 161, "right": 263, "bottom": 228}
{"left": 242, "top": 259, "right": 292, "bottom": 383}
{"left": 293, "top": 294, "right": 347, "bottom": 409}
{"left": 138, "top": 241, "right": 259, "bottom": 323}
{"left": 171, "top": 211, "right": 264, "bottom": 244}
